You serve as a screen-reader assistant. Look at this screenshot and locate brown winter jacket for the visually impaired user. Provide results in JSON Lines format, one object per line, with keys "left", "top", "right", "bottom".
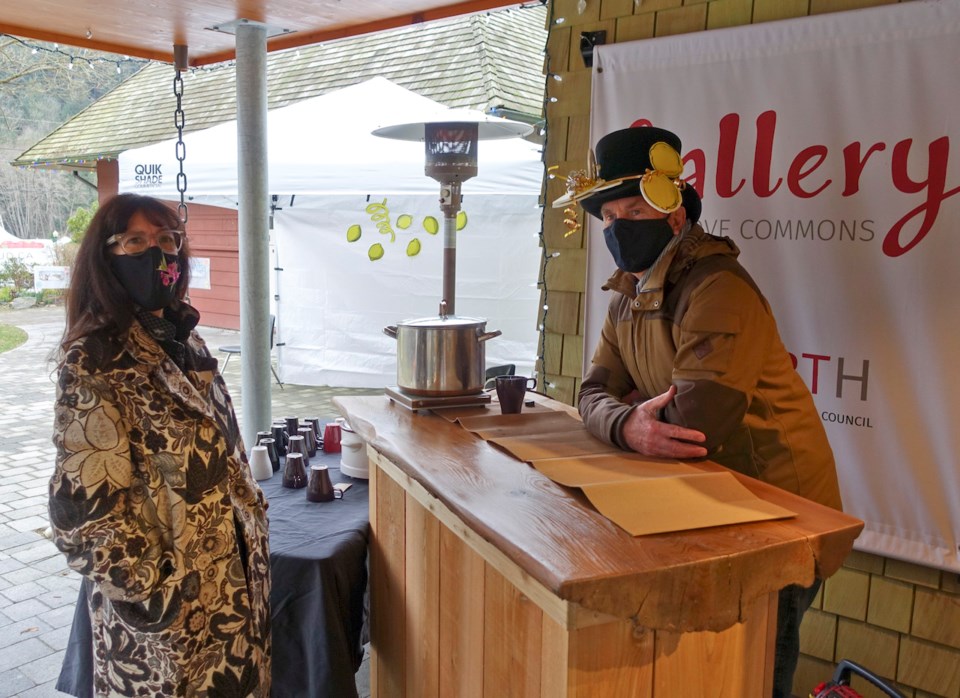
{"left": 580, "top": 224, "right": 843, "bottom": 510}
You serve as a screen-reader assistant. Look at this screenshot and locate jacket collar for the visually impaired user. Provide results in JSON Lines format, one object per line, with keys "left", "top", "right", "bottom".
{"left": 125, "top": 302, "right": 217, "bottom": 421}
{"left": 601, "top": 224, "right": 739, "bottom": 309}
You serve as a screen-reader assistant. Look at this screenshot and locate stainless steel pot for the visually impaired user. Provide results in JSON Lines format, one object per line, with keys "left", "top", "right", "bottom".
{"left": 383, "top": 316, "right": 501, "bottom": 396}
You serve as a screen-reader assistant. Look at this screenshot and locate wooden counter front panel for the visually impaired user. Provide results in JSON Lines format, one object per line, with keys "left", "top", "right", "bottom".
{"left": 369, "top": 453, "right": 775, "bottom": 698}
{"left": 339, "top": 395, "right": 862, "bottom": 635}
{"left": 439, "top": 525, "right": 484, "bottom": 697}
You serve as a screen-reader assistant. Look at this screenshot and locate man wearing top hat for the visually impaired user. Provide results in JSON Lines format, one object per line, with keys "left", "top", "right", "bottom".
{"left": 555, "top": 125, "right": 843, "bottom": 697}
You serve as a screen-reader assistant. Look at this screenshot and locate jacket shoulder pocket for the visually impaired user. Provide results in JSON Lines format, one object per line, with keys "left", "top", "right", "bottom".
{"left": 686, "top": 311, "right": 741, "bottom": 335}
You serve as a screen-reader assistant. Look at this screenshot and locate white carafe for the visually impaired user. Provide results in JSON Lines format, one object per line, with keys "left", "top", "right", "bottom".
{"left": 338, "top": 418, "right": 368, "bottom": 479}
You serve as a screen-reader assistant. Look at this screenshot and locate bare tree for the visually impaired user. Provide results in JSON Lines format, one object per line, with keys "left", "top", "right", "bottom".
{"left": 0, "top": 35, "right": 144, "bottom": 238}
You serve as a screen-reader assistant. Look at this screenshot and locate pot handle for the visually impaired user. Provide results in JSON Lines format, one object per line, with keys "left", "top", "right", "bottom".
{"left": 383, "top": 325, "right": 398, "bottom": 339}
{"left": 477, "top": 329, "right": 502, "bottom": 343}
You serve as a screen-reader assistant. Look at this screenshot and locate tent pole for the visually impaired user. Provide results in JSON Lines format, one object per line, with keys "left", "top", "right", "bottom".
{"left": 236, "top": 22, "right": 271, "bottom": 448}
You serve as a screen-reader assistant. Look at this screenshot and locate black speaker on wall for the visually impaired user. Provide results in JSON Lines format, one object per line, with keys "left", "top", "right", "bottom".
{"left": 580, "top": 30, "right": 607, "bottom": 68}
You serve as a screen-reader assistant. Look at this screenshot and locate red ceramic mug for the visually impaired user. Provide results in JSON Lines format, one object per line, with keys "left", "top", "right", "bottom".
{"left": 323, "top": 421, "right": 342, "bottom": 453}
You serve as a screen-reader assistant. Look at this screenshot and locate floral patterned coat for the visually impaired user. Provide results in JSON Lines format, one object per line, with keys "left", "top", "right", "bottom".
{"left": 49, "top": 311, "right": 271, "bottom": 697}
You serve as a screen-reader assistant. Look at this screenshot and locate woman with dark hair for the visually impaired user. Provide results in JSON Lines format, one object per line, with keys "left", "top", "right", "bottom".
{"left": 49, "top": 193, "right": 271, "bottom": 697}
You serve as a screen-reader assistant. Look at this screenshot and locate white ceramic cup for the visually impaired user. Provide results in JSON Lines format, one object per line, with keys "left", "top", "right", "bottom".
{"left": 249, "top": 445, "right": 273, "bottom": 481}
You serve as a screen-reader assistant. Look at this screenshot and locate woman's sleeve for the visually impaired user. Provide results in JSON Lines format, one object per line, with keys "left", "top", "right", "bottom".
{"left": 48, "top": 362, "right": 175, "bottom": 603}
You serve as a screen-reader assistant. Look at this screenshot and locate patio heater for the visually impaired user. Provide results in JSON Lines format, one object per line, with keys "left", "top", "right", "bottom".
{"left": 372, "top": 114, "right": 532, "bottom": 316}
{"left": 373, "top": 112, "right": 533, "bottom": 411}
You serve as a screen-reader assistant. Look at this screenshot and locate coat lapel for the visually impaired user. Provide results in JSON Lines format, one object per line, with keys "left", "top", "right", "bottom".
{"left": 127, "top": 322, "right": 218, "bottom": 422}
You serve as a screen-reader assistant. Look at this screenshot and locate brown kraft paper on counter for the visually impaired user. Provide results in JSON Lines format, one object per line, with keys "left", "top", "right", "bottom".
{"left": 457, "top": 411, "right": 580, "bottom": 440}
{"left": 489, "top": 427, "right": 620, "bottom": 462}
{"left": 433, "top": 401, "right": 555, "bottom": 423}
{"left": 529, "top": 453, "right": 703, "bottom": 487}
{"left": 453, "top": 404, "right": 796, "bottom": 536}
{"left": 581, "top": 472, "right": 796, "bottom": 536}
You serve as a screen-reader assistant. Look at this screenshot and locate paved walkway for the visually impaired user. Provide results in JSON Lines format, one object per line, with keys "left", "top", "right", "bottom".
{"left": 0, "top": 304, "right": 377, "bottom": 697}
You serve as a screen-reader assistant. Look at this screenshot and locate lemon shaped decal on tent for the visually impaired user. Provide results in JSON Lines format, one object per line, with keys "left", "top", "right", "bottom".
{"left": 648, "top": 141, "right": 683, "bottom": 178}
{"left": 406, "top": 239, "right": 422, "bottom": 257}
{"left": 423, "top": 216, "right": 439, "bottom": 235}
{"left": 347, "top": 224, "right": 361, "bottom": 242}
{"left": 397, "top": 214, "right": 413, "bottom": 230}
{"left": 456, "top": 211, "right": 468, "bottom": 230}
{"left": 368, "top": 243, "right": 384, "bottom": 261}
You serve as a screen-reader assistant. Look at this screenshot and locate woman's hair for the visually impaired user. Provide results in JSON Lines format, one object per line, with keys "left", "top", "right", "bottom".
{"left": 61, "top": 193, "right": 192, "bottom": 348}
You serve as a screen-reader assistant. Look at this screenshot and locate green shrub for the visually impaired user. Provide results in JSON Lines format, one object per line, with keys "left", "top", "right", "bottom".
{"left": 0, "top": 287, "right": 13, "bottom": 304}
{"left": 0, "top": 258, "right": 34, "bottom": 294}
{"left": 67, "top": 202, "right": 98, "bottom": 244}
{"left": 17, "top": 289, "right": 63, "bottom": 306}
{"left": 40, "top": 289, "right": 65, "bottom": 305}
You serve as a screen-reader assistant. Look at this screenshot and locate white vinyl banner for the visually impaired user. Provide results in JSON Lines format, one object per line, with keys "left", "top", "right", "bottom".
{"left": 585, "top": 1, "right": 960, "bottom": 571}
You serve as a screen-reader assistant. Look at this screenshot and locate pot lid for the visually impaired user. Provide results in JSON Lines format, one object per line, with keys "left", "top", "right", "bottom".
{"left": 398, "top": 315, "right": 487, "bottom": 328}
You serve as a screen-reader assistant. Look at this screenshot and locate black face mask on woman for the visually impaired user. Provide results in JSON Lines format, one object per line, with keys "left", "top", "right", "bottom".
{"left": 602, "top": 217, "right": 676, "bottom": 273}
{"left": 109, "top": 246, "right": 181, "bottom": 311}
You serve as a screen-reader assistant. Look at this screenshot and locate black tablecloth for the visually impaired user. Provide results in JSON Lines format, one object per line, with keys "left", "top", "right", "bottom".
{"left": 56, "top": 453, "right": 370, "bottom": 698}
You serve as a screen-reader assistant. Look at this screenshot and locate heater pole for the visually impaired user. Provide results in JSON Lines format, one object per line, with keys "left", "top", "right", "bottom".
{"left": 439, "top": 180, "right": 462, "bottom": 317}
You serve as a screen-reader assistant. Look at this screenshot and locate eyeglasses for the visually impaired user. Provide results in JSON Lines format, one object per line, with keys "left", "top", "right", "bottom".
{"left": 106, "top": 229, "right": 184, "bottom": 256}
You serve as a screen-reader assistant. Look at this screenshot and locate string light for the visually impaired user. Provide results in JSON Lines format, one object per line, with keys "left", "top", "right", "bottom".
{"left": 534, "top": 0, "right": 587, "bottom": 401}
{"left": 1, "top": 34, "right": 148, "bottom": 72}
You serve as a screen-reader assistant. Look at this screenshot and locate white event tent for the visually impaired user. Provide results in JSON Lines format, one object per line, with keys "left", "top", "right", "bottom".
{"left": 0, "top": 225, "right": 53, "bottom": 266}
{"left": 118, "top": 77, "right": 544, "bottom": 388}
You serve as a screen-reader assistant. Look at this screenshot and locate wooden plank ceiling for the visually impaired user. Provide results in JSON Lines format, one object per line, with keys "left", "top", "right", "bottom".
{"left": 0, "top": 0, "right": 523, "bottom": 65}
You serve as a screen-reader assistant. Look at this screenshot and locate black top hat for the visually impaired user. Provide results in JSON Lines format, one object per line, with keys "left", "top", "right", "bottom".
{"left": 553, "top": 125, "right": 701, "bottom": 223}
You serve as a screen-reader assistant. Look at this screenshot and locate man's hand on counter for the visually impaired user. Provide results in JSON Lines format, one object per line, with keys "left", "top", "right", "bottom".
{"left": 621, "top": 385, "right": 708, "bottom": 459}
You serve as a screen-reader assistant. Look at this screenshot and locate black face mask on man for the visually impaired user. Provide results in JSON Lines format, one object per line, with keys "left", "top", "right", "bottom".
{"left": 602, "top": 217, "right": 676, "bottom": 273}
{"left": 109, "top": 246, "right": 181, "bottom": 311}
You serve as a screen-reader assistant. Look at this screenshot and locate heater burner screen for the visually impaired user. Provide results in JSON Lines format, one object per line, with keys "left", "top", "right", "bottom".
{"left": 425, "top": 123, "right": 479, "bottom": 180}
{"left": 426, "top": 124, "right": 478, "bottom": 155}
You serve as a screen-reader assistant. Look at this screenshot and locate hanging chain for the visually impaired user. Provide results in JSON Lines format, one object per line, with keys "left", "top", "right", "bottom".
{"left": 173, "top": 45, "right": 189, "bottom": 226}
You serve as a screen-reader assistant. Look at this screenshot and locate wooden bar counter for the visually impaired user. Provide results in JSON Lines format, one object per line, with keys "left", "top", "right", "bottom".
{"left": 335, "top": 395, "right": 862, "bottom": 698}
